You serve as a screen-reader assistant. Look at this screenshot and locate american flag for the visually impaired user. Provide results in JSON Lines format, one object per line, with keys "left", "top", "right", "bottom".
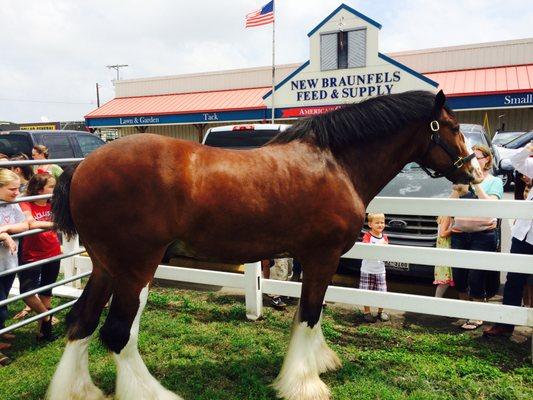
{"left": 245, "top": 1, "right": 274, "bottom": 28}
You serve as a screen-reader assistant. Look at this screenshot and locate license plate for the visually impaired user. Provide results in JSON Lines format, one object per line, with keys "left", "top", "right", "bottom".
{"left": 385, "top": 261, "right": 410, "bottom": 271}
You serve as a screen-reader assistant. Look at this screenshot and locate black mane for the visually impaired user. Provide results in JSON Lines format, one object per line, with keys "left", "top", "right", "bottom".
{"left": 269, "top": 91, "right": 452, "bottom": 153}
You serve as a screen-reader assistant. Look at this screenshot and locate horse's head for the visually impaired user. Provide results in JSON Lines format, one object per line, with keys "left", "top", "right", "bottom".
{"left": 417, "top": 90, "right": 478, "bottom": 184}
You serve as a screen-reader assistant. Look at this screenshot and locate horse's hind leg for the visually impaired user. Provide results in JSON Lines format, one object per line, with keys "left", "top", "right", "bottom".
{"left": 100, "top": 272, "right": 183, "bottom": 400}
{"left": 273, "top": 254, "right": 341, "bottom": 400}
{"left": 47, "top": 266, "right": 112, "bottom": 400}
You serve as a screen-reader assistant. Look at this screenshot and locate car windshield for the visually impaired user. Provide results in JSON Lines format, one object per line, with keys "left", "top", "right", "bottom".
{"left": 492, "top": 132, "right": 525, "bottom": 146}
{"left": 504, "top": 131, "right": 533, "bottom": 148}
{"left": 203, "top": 130, "right": 279, "bottom": 148}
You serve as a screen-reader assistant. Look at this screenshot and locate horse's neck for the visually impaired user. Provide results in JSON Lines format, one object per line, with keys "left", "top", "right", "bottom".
{"left": 340, "top": 128, "right": 423, "bottom": 206}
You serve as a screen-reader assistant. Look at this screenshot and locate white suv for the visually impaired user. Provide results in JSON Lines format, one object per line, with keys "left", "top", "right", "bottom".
{"left": 202, "top": 124, "right": 291, "bottom": 149}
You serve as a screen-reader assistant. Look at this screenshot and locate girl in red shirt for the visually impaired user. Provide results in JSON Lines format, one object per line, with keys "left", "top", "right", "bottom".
{"left": 18, "top": 173, "right": 61, "bottom": 341}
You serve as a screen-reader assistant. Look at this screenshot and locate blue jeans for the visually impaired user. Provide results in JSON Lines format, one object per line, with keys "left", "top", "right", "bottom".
{"left": 496, "top": 237, "right": 533, "bottom": 329}
{"left": 0, "top": 272, "right": 16, "bottom": 329}
{"left": 451, "top": 230, "right": 498, "bottom": 299}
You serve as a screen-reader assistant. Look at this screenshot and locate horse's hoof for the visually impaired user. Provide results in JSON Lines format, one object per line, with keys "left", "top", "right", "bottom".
{"left": 316, "top": 343, "right": 342, "bottom": 374}
{"left": 273, "top": 374, "right": 330, "bottom": 400}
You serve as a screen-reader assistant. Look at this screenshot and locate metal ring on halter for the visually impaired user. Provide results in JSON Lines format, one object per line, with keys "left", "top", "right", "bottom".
{"left": 430, "top": 120, "right": 440, "bottom": 132}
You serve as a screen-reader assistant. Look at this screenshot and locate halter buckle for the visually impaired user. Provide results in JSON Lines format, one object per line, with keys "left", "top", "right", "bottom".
{"left": 430, "top": 120, "right": 440, "bottom": 132}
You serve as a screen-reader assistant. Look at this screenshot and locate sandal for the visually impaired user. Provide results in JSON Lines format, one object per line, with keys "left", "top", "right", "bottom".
{"left": 37, "top": 317, "right": 56, "bottom": 342}
{"left": 13, "top": 308, "right": 31, "bottom": 320}
{"left": 1, "top": 333, "right": 15, "bottom": 340}
{"left": 461, "top": 320, "right": 483, "bottom": 330}
{"left": 0, "top": 342, "right": 11, "bottom": 351}
{"left": 0, "top": 352, "right": 10, "bottom": 366}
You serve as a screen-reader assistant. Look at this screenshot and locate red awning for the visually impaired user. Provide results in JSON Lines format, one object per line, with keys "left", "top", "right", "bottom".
{"left": 425, "top": 64, "right": 533, "bottom": 96}
{"left": 85, "top": 87, "right": 270, "bottom": 119}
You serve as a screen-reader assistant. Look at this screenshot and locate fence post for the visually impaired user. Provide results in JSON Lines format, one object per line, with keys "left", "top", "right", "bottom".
{"left": 244, "top": 262, "right": 263, "bottom": 320}
{"left": 62, "top": 234, "right": 80, "bottom": 288}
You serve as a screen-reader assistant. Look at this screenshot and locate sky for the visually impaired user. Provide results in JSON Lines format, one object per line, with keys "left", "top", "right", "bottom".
{"left": 0, "top": 0, "right": 532, "bottom": 123}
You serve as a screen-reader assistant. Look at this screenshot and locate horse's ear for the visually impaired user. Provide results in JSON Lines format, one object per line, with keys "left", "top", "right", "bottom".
{"left": 433, "top": 90, "right": 446, "bottom": 116}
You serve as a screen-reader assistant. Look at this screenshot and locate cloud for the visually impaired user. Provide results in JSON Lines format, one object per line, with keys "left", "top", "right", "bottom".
{"left": 0, "top": 0, "right": 531, "bottom": 122}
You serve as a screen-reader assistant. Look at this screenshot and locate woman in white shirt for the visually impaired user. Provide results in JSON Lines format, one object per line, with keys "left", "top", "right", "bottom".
{"left": 484, "top": 143, "right": 533, "bottom": 337}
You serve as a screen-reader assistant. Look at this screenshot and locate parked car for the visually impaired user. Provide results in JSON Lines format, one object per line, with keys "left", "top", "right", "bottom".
{"left": 500, "top": 130, "right": 533, "bottom": 150}
{"left": 492, "top": 131, "right": 527, "bottom": 147}
{"left": 0, "top": 130, "right": 105, "bottom": 159}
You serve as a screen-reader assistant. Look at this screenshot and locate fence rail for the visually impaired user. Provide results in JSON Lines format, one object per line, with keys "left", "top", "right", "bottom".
{"left": 1, "top": 158, "right": 86, "bottom": 336}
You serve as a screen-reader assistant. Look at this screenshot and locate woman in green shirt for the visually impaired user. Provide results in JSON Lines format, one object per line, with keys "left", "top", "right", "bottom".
{"left": 32, "top": 145, "right": 63, "bottom": 180}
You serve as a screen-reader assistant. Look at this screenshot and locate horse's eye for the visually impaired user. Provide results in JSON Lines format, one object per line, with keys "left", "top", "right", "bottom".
{"left": 452, "top": 127, "right": 460, "bottom": 134}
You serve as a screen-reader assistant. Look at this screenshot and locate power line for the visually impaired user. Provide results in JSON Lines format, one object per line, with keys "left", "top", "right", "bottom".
{"left": 106, "top": 64, "right": 129, "bottom": 81}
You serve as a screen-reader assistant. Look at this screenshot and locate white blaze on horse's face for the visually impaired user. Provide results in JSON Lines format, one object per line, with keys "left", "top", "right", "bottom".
{"left": 465, "top": 139, "right": 482, "bottom": 173}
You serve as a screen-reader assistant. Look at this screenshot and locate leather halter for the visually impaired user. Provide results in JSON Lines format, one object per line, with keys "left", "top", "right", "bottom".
{"left": 418, "top": 120, "right": 475, "bottom": 179}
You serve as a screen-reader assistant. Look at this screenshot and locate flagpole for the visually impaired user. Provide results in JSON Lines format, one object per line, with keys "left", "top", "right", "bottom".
{"left": 270, "top": 0, "right": 276, "bottom": 124}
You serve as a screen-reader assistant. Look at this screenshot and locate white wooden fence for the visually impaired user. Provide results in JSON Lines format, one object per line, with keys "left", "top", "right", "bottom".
{"left": 65, "top": 197, "right": 532, "bottom": 332}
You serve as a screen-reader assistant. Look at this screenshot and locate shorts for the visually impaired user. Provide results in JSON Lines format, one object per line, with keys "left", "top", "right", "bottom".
{"left": 359, "top": 272, "right": 387, "bottom": 292}
{"left": 18, "top": 260, "right": 61, "bottom": 297}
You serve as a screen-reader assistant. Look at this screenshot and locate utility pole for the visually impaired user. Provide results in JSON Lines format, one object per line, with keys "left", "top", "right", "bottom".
{"left": 106, "top": 64, "right": 129, "bottom": 81}
{"left": 95, "top": 83, "right": 100, "bottom": 107}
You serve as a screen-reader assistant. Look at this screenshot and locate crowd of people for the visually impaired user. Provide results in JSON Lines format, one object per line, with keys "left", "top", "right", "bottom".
{"left": 0, "top": 146, "right": 63, "bottom": 365}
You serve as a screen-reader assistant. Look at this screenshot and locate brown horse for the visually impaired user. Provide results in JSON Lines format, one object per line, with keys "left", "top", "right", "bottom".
{"left": 47, "top": 90, "right": 475, "bottom": 400}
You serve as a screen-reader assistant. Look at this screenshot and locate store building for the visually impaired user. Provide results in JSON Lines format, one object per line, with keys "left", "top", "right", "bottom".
{"left": 85, "top": 4, "right": 533, "bottom": 141}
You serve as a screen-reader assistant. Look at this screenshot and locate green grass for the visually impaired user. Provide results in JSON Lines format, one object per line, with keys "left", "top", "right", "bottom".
{"left": 0, "top": 286, "right": 531, "bottom": 400}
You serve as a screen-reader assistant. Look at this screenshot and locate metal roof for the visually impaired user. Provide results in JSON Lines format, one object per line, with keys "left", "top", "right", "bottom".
{"left": 86, "top": 65, "right": 533, "bottom": 120}
{"left": 85, "top": 87, "right": 270, "bottom": 119}
{"left": 426, "top": 64, "right": 533, "bottom": 96}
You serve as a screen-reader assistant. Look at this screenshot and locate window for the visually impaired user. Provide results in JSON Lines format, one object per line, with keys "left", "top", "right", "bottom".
{"left": 204, "top": 130, "right": 279, "bottom": 149}
{"left": 320, "top": 29, "right": 366, "bottom": 70}
{"left": 42, "top": 134, "right": 75, "bottom": 158}
{"left": 0, "top": 134, "right": 32, "bottom": 156}
{"left": 347, "top": 29, "right": 366, "bottom": 68}
{"left": 76, "top": 135, "right": 104, "bottom": 156}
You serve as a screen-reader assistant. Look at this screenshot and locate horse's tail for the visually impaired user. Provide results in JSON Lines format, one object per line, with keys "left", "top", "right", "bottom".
{"left": 52, "top": 164, "right": 79, "bottom": 240}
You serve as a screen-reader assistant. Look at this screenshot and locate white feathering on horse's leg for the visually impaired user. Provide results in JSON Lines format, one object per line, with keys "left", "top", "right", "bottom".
{"left": 46, "top": 337, "right": 108, "bottom": 400}
{"left": 272, "top": 311, "right": 331, "bottom": 400}
{"left": 113, "top": 286, "right": 183, "bottom": 400}
{"left": 315, "top": 322, "right": 342, "bottom": 374}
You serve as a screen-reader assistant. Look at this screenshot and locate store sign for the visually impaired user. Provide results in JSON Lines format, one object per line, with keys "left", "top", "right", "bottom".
{"left": 504, "top": 94, "right": 532, "bottom": 105}
{"left": 19, "top": 124, "right": 58, "bottom": 130}
{"left": 291, "top": 71, "right": 401, "bottom": 102}
{"left": 119, "top": 116, "right": 160, "bottom": 125}
{"left": 203, "top": 113, "right": 219, "bottom": 121}
{"left": 281, "top": 105, "right": 342, "bottom": 117}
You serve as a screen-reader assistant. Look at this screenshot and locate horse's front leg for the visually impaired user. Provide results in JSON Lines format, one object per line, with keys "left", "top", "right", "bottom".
{"left": 273, "top": 254, "right": 341, "bottom": 400}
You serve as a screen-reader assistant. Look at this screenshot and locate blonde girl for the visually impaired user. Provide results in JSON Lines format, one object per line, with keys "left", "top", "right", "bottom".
{"left": 434, "top": 215, "right": 454, "bottom": 297}
{"left": 0, "top": 169, "right": 29, "bottom": 355}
